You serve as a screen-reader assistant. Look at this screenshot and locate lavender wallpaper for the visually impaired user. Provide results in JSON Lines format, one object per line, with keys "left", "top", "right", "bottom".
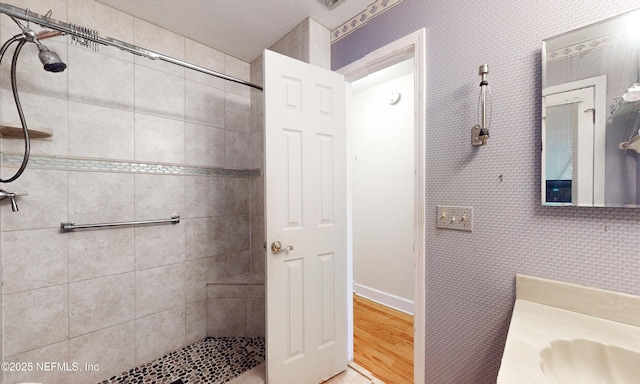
{"left": 332, "top": 1, "right": 640, "bottom": 382}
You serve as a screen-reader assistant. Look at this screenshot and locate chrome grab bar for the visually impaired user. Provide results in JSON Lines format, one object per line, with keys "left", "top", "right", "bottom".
{"left": 61, "top": 215, "right": 180, "bottom": 232}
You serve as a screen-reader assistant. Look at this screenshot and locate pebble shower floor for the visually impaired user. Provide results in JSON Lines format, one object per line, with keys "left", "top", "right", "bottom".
{"left": 98, "top": 337, "right": 265, "bottom": 384}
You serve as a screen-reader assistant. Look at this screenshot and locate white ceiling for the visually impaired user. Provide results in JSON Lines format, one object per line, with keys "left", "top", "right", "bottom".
{"left": 97, "top": 0, "right": 372, "bottom": 63}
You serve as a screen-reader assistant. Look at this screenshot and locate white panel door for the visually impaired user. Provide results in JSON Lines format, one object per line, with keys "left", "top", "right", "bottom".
{"left": 264, "top": 49, "right": 347, "bottom": 384}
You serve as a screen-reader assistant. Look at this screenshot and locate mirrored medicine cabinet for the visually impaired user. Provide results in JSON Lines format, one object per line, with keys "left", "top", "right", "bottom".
{"left": 542, "top": 8, "right": 640, "bottom": 207}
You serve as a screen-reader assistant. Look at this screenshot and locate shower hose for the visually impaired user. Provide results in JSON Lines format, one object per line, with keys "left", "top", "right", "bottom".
{"left": 0, "top": 34, "right": 31, "bottom": 183}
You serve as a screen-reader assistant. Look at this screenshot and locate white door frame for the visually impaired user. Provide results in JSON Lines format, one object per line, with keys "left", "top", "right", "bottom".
{"left": 542, "top": 75, "right": 607, "bottom": 206}
{"left": 337, "top": 28, "right": 426, "bottom": 384}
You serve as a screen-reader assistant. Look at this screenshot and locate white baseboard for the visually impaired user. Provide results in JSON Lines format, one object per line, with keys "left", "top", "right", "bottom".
{"left": 353, "top": 282, "right": 414, "bottom": 315}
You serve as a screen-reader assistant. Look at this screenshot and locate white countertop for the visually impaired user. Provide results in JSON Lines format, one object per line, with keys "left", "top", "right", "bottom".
{"left": 497, "top": 275, "right": 640, "bottom": 383}
{"left": 497, "top": 299, "right": 640, "bottom": 383}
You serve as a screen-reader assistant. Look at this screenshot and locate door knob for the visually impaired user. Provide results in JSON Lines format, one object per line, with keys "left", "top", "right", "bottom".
{"left": 271, "top": 240, "right": 293, "bottom": 253}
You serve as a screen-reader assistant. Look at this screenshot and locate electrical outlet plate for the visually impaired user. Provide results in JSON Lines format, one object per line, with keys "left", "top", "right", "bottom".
{"left": 436, "top": 205, "right": 473, "bottom": 232}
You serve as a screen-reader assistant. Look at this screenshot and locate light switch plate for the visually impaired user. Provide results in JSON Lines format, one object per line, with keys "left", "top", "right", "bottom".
{"left": 436, "top": 205, "right": 473, "bottom": 232}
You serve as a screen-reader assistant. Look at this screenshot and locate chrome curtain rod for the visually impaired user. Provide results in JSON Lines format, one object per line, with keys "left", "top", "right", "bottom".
{"left": 0, "top": 3, "right": 263, "bottom": 91}
{"left": 61, "top": 215, "right": 180, "bottom": 232}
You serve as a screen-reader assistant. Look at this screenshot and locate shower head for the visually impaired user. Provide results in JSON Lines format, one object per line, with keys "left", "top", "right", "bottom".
{"left": 36, "top": 43, "right": 66, "bottom": 72}
{"left": 10, "top": 17, "right": 66, "bottom": 72}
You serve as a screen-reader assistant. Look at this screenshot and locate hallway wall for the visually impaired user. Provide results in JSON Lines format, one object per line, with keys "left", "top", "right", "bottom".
{"left": 351, "top": 63, "right": 415, "bottom": 309}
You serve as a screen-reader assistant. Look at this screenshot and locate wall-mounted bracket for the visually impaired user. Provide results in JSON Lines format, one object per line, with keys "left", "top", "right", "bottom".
{"left": 471, "top": 124, "right": 487, "bottom": 146}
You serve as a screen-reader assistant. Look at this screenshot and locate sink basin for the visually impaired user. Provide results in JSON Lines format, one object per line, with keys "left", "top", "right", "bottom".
{"left": 498, "top": 276, "right": 640, "bottom": 384}
{"left": 540, "top": 339, "right": 640, "bottom": 383}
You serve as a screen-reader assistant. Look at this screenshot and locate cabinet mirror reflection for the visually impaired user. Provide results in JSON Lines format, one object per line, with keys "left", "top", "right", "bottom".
{"left": 542, "top": 9, "right": 640, "bottom": 207}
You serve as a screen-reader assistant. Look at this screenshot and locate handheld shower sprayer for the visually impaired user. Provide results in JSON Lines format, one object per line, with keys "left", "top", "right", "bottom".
{"left": 11, "top": 16, "right": 66, "bottom": 72}
{"left": 36, "top": 40, "right": 66, "bottom": 72}
{"left": 0, "top": 15, "right": 67, "bottom": 185}
{"left": 472, "top": 64, "right": 491, "bottom": 147}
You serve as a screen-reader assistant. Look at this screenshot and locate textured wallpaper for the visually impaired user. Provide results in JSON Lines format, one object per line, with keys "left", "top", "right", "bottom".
{"left": 332, "top": 1, "right": 640, "bottom": 382}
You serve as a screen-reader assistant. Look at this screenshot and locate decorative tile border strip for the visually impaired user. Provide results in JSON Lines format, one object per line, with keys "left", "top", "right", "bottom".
{"left": 331, "top": 0, "right": 404, "bottom": 43}
{"left": 546, "top": 33, "right": 620, "bottom": 62}
{"left": 1, "top": 154, "right": 261, "bottom": 177}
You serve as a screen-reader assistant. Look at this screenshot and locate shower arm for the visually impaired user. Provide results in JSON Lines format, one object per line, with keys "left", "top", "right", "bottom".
{"left": 0, "top": 3, "right": 264, "bottom": 91}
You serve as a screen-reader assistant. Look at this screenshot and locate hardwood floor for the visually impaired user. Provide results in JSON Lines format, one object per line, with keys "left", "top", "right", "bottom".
{"left": 353, "top": 294, "right": 413, "bottom": 384}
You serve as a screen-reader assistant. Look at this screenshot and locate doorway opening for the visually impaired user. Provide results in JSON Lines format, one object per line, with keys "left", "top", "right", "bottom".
{"left": 338, "top": 29, "right": 426, "bottom": 384}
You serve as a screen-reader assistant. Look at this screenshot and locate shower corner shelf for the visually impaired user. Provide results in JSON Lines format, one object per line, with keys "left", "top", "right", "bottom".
{"left": 0, "top": 122, "right": 52, "bottom": 139}
{"left": 619, "top": 134, "right": 640, "bottom": 154}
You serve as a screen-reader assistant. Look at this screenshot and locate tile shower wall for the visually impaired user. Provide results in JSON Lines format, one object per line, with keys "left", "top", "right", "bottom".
{"left": 0, "top": 1, "right": 256, "bottom": 383}
{"left": 333, "top": 0, "right": 640, "bottom": 383}
{"left": 268, "top": 17, "right": 331, "bottom": 71}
